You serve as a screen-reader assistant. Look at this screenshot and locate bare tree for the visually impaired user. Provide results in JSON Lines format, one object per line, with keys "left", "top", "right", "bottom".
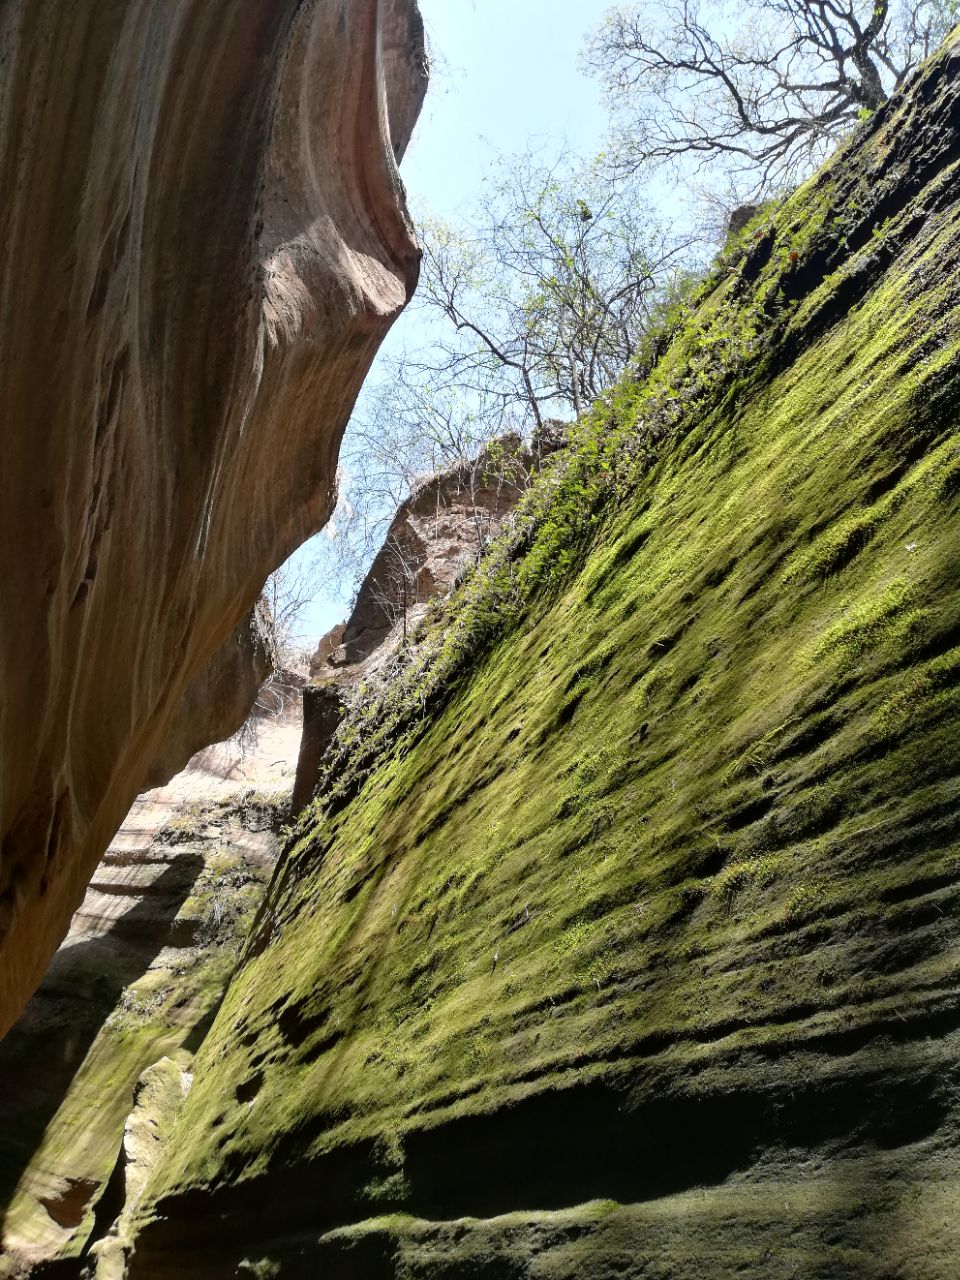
{"left": 309, "top": 150, "right": 693, "bottom": 610}
{"left": 316, "top": 376, "right": 511, "bottom": 600}
{"left": 365, "top": 531, "right": 426, "bottom": 648}
{"left": 586, "top": 0, "right": 957, "bottom": 195}
{"left": 261, "top": 559, "right": 317, "bottom": 673}
{"left": 414, "top": 151, "right": 696, "bottom": 423}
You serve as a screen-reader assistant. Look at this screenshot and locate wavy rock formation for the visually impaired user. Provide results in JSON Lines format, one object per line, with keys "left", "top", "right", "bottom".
{"left": 0, "top": 0, "right": 427, "bottom": 1035}
{"left": 0, "top": 692, "right": 301, "bottom": 1274}
{"left": 140, "top": 607, "right": 274, "bottom": 795}
{"left": 122, "top": 30, "right": 960, "bottom": 1278}
{"left": 293, "top": 435, "right": 560, "bottom": 810}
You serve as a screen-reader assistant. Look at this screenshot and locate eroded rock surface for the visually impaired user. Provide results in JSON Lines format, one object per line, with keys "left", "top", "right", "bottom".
{"left": 293, "top": 435, "right": 558, "bottom": 809}
{"left": 140, "top": 606, "right": 274, "bottom": 795}
{"left": 87, "top": 1058, "right": 193, "bottom": 1280}
{"left": 0, "top": 691, "right": 300, "bottom": 1274}
{"left": 0, "top": 0, "right": 427, "bottom": 1035}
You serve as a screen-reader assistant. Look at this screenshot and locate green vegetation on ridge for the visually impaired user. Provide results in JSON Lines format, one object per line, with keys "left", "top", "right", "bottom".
{"left": 133, "top": 31, "right": 960, "bottom": 1280}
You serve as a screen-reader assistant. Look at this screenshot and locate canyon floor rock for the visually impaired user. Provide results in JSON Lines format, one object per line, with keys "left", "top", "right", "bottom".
{"left": 0, "top": 691, "right": 301, "bottom": 1275}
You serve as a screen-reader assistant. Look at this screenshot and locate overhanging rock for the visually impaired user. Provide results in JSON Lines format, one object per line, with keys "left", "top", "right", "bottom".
{"left": 0, "top": 0, "right": 427, "bottom": 1035}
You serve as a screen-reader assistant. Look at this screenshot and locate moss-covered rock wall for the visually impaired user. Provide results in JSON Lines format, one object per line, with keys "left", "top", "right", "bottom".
{"left": 126, "top": 29, "right": 960, "bottom": 1280}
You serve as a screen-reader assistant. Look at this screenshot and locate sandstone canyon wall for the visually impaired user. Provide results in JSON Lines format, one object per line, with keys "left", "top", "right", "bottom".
{"left": 0, "top": 693, "right": 300, "bottom": 1275}
{"left": 0, "top": 0, "right": 427, "bottom": 1035}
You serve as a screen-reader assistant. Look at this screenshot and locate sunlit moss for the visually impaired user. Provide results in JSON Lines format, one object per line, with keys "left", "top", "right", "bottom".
{"left": 135, "top": 33, "right": 960, "bottom": 1276}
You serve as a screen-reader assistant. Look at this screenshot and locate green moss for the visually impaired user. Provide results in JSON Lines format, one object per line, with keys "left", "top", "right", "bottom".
{"left": 134, "top": 31, "right": 960, "bottom": 1279}
{"left": 0, "top": 793, "right": 280, "bottom": 1265}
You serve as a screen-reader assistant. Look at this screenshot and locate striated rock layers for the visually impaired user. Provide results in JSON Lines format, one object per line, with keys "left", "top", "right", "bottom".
{"left": 293, "top": 435, "right": 559, "bottom": 810}
{"left": 123, "top": 29, "right": 960, "bottom": 1278}
{"left": 0, "top": 695, "right": 299, "bottom": 1274}
{"left": 0, "top": 0, "right": 427, "bottom": 1035}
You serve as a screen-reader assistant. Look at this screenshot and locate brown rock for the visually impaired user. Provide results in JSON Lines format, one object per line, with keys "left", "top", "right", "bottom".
{"left": 293, "top": 432, "right": 563, "bottom": 809}
{"left": 0, "top": 0, "right": 427, "bottom": 1036}
{"left": 141, "top": 605, "right": 274, "bottom": 794}
{"left": 291, "top": 684, "right": 349, "bottom": 814}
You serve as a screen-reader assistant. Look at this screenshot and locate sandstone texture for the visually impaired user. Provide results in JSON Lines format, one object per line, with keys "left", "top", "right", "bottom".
{"left": 0, "top": 0, "right": 427, "bottom": 1036}
{"left": 293, "top": 435, "right": 558, "bottom": 810}
{"left": 118, "top": 30, "right": 960, "bottom": 1278}
{"left": 141, "top": 606, "right": 275, "bottom": 795}
{"left": 87, "top": 1057, "right": 193, "bottom": 1280}
{"left": 0, "top": 689, "right": 301, "bottom": 1275}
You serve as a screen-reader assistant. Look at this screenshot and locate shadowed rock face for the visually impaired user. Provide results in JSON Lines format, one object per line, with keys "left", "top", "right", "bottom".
{"left": 0, "top": 0, "right": 427, "bottom": 1035}
{"left": 0, "top": 779, "right": 283, "bottom": 1272}
{"left": 138, "top": 607, "right": 313, "bottom": 799}
{"left": 141, "top": 606, "right": 274, "bottom": 796}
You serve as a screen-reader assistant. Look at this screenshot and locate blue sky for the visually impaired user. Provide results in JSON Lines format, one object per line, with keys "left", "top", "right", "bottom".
{"left": 408, "top": 0, "right": 611, "bottom": 214}
{"left": 294, "top": 0, "right": 615, "bottom": 643}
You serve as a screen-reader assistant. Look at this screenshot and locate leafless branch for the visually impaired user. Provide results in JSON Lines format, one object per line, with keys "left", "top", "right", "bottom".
{"left": 586, "top": 0, "right": 954, "bottom": 195}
